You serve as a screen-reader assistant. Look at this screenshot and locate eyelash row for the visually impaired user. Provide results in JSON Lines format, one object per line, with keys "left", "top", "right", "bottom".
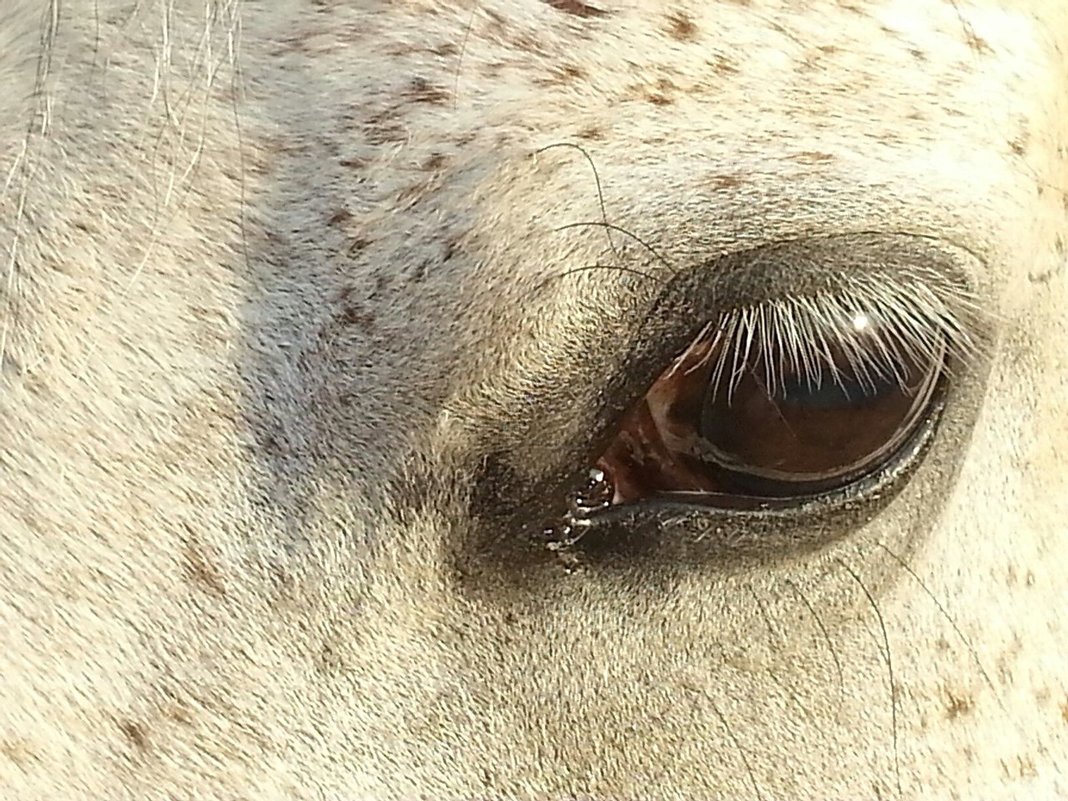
{"left": 672, "top": 274, "right": 984, "bottom": 402}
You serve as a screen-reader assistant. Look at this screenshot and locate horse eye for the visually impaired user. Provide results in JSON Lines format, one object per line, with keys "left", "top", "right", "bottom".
{"left": 583, "top": 303, "right": 947, "bottom": 514}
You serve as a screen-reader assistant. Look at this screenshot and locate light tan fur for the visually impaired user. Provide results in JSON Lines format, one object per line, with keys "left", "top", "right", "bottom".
{"left": 1, "top": 1, "right": 1066, "bottom": 798}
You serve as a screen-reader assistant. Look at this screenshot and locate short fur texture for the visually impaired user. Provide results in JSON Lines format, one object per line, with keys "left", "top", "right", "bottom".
{"left": 1, "top": 1, "right": 1066, "bottom": 799}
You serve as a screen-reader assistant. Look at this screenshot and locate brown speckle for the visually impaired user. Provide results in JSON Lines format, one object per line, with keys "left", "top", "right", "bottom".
{"left": 788, "top": 151, "right": 836, "bottom": 163}
{"left": 944, "top": 689, "right": 974, "bottom": 720}
{"left": 645, "top": 78, "right": 677, "bottom": 105}
{"left": 1000, "top": 755, "right": 1038, "bottom": 779}
{"left": 119, "top": 720, "right": 149, "bottom": 752}
{"left": 666, "top": 12, "right": 698, "bottom": 42}
{"left": 163, "top": 703, "right": 194, "bottom": 726}
{"left": 316, "top": 641, "right": 345, "bottom": 674}
{"left": 348, "top": 237, "right": 372, "bottom": 254}
{"left": 365, "top": 122, "right": 406, "bottom": 146}
{"left": 710, "top": 55, "right": 740, "bottom": 75}
{"left": 964, "top": 29, "right": 993, "bottom": 54}
{"left": 542, "top": 0, "right": 608, "bottom": 18}
{"left": 1, "top": 739, "right": 38, "bottom": 767}
{"left": 708, "top": 174, "right": 745, "bottom": 190}
{"left": 339, "top": 157, "right": 366, "bottom": 170}
{"left": 1060, "top": 697, "right": 1068, "bottom": 724}
{"left": 537, "top": 63, "right": 587, "bottom": 86}
{"left": 341, "top": 305, "right": 376, "bottom": 331}
{"left": 577, "top": 126, "right": 605, "bottom": 140}
{"left": 182, "top": 537, "right": 226, "bottom": 598}
{"left": 405, "top": 77, "right": 450, "bottom": 105}
{"left": 423, "top": 153, "right": 448, "bottom": 171}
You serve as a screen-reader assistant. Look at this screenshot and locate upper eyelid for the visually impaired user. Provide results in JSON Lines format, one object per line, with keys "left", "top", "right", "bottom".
{"left": 697, "top": 272, "right": 985, "bottom": 394}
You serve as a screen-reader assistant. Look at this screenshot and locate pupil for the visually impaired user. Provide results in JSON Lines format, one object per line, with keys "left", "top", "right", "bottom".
{"left": 778, "top": 370, "right": 894, "bottom": 410}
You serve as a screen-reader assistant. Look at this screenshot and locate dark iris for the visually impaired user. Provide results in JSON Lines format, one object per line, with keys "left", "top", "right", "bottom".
{"left": 590, "top": 308, "right": 947, "bottom": 506}
{"left": 698, "top": 345, "right": 938, "bottom": 495}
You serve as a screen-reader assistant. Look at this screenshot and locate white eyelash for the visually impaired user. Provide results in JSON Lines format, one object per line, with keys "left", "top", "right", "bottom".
{"left": 684, "top": 275, "right": 983, "bottom": 402}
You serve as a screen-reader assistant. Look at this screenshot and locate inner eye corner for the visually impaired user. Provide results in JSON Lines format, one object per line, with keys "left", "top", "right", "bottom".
{"left": 546, "top": 285, "right": 964, "bottom": 541}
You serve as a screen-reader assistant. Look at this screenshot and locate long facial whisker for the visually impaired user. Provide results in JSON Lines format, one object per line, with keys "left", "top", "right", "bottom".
{"left": 784, "top": 577, "right": 846, "bottom": 723}
{"left": 876, "top": 543, "right": 1004, "bottom": 711}
{"left": 838, "top": 558, "right": 903, "bottom": 801}
{"left": 535, "top": 142, "right": 621, "bottom": 260}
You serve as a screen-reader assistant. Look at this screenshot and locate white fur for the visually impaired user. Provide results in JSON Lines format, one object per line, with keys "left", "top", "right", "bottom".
{"left": 1, "top": 1, "right": 1066, "bottom": 799}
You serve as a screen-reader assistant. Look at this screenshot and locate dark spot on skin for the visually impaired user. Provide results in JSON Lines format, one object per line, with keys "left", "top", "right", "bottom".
{"left": 645, "top": 78, "right": 676, "bottom": 105}
{"left": 443, "top": 239, "right": 459, "bottom": 263}
{"left": 577, "top": 126, "right": 605, "bottom": 140}
{"left": 708, "top": 174, "right": 745, "bottom": 190}
{"left": 340, "top": 305, "right": 376, "bottom": 331}
{"left": 1009, "top": 138, "right": 1027, "bottom": 156}
{"left": 423, "top": 153, "right": 447, "bottom": 171}
{"left": 1000, "top": 755, "right": 1038, "bottom": 779}
{"left": 710, "top": 55, "right": 739, "bottom": 75}
{"left": 348, "top": 237, "right": 372, "bottom": 254}
{"left": 537, "top": 64, "right": 586, "bottom": 86}
{"left": 542, "top": 0, "right": 608, "bottom": 18}
{"left": 964, "top": 29, "right": 993, "bottom": 54}
{"left": 405, "top": 77, "right": 450, "bottom": 105}
{"left": 181, "top": 535, "right": 227, "bottom": 598}
{"left": 163, "top": 703, "right": 194, "bottom": 726}
{"left": 944, "top": 689, "right": 974, "bottom": 719}
{"left": 0, "top": 740, "right": 37, "bottom": 767}
{"left": 316, "top": 641, "right": 345, "bottom": 674}
{"left": 119, "top": 720, "right": 149, "bottom": 751}
{"left": 666, "top": 12, "right": 698, "bottom": 41}
{"left": 788, "top": 151, "right": 836, "bottom": 163}
{"left": 339, "top": 157, "right": 366, "bottom": 170}
{"left": 908, "top": 48, "right": 928, "bottom": 62}
{"left": 1061, "top": 697, "right": 1068, "bottom": 724}
{"left": 365, "top": 122, "right": 406, "bottom": 146}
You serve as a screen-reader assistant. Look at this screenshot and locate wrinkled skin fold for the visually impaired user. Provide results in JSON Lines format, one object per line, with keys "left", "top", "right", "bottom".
{"left": 1, "top": 1, "right": 1067, "bottom": 799}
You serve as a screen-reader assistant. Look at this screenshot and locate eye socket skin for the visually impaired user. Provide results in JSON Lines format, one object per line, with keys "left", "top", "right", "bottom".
{"left": 457, "top": 233, "right": 990, "bottom": 572}
{"left": 527, "top": 234, "right": 990, "bottom": 565}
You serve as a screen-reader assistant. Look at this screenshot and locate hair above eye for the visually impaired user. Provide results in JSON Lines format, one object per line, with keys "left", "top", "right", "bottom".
{"left": 558, "top": 272, "right": 983, "bottom": 528}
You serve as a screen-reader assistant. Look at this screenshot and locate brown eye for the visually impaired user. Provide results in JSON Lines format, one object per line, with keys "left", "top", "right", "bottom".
{"left": 590, "top": 300, "right": 948, "bottom": 510}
